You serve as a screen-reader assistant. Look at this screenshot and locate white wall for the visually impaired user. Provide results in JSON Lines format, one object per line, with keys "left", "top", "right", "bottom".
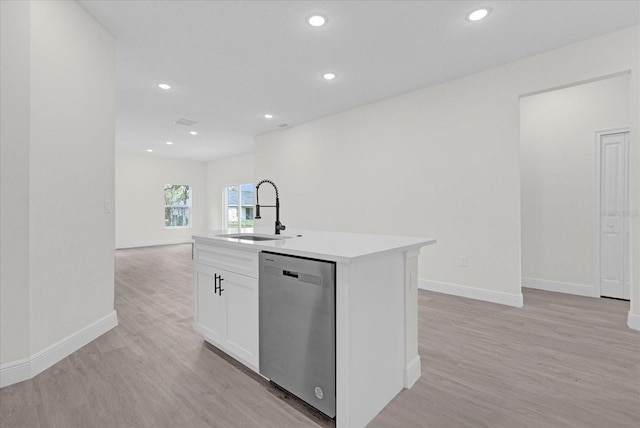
{"left": 521, "top": 75, "right": 630, "bottom": 294}
{"left": 0, "top": 0, "right": 31, "bottom": 365}
{"left": 0, "top": 0, "right": 116, "bottom": 375}
{"left": 28, "top": 0, "right": 116, "bottom": 356}
{"left": 253, "top": 26, "right": 639, "bottom": 310}
{"left": 205, "top": 152, "right": 255, "bottom": 231}
{"left": 629, "top": 20, "right": 640, "bottom": 324}
{"left": 255, "top": 70, "right": 523, "bottom": 303}
{"left": 115, "top": 152, "right": 207, "bottom": 248}
{"left": 632, "top": 21, "right": 640, "bottom": 327}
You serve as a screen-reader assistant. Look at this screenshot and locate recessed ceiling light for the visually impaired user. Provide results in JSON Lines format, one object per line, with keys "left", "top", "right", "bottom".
{"left": 264, "top": 114, "right": 274, "bottom": 119}
{"left": 323, "top": 73, "right": 336, "bottom": 80}
{"left": 158, "top": 83, "right": 171, "bottom": 90}
{"left": 146, "top": 149, "right": 153, "bottom": 152}
{"left": 190, "top": 131, "right": 198, "bottom": 135}
{"left": 467, "top": 8, "right": 490, "bottom": 21}
{"left": 307, "top": 15, "right": 327, "bottom": 27}
{"left": 166, "top": 141, "right": 173, "bottom": 145}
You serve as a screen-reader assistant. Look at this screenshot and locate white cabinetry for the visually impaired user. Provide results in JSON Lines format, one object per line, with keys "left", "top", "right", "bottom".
{"left": 193, "top": 242, "right": 259, "bottom": 371}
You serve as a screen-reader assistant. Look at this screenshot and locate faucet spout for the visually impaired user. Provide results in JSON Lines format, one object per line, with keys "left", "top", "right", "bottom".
{"left": 255, "top": 179, "right": 286, "bottom": 235}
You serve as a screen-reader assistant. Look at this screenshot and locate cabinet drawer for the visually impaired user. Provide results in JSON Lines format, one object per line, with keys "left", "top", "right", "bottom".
{"left": 194, "top": 243, "right": 259, "bottom": 278}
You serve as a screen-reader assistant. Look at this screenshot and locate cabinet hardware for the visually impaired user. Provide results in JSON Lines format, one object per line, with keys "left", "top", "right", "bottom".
{"left": 214, "top": 273, "right": 225, "bottom": 295}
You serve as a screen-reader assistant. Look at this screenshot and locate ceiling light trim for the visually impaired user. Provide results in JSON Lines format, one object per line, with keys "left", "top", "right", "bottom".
{"left": 467, "top": 8, "right": 491, "bottom": 22}
{"left": 307, "top": 14, "right": 327, "bottom": 27}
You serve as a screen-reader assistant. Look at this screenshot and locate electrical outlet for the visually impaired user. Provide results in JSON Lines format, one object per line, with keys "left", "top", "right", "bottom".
{"left": 104, "top": 199, "right": 112, "bottom": 214}
{"left": 459, "top": 256, "right": 467, "bottom": 267}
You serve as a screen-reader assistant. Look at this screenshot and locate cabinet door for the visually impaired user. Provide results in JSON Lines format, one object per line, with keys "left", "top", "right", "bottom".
{"left": 223, "top": 269, "right": 259, "bottom": 368}
{"left": 194, "top": 264, "right": 226, "bottom": 342}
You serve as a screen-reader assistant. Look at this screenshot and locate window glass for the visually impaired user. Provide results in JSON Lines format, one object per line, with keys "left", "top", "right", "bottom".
{"left": 225, "top": 183, "right": 253, "bottom": 231}
{"left": 226, "top": 185, "right": 239, "bottom": 229}
{"left": 164, "top": 184, "right": 191, "bottom": 228}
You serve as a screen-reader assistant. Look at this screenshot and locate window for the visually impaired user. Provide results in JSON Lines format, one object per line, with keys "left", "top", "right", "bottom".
{"left": 225, "top": 183, "right": 254, "bottom": 232}
{"left": 164, "top": 184, "right": 191, "bottom": 228}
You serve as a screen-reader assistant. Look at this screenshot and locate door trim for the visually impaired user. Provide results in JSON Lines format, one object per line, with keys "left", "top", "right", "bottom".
{"left": 594, "top": 128, "right": 629, "bottom": 298}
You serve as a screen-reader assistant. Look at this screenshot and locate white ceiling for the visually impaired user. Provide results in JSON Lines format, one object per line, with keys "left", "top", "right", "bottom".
{"left": 78, "top": 0, "right": 639, "bottom": 162}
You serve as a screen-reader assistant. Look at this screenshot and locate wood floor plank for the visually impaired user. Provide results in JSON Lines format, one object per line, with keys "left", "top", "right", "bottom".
{"left": 1, "top": 244, "right": 638, "bottom": 427}
{"left": 370, "top": 287, "right": 640, "bottom": 428}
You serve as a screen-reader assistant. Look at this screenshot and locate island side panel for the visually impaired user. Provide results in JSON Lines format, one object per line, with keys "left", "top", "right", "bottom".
{"left": 335, "top": 252, "right": 405, "bottom": 428}
{"left": 404, "top": 252, "right": 421, "bottom": 387}
{"left": 335, "top": 262, "right": 351, "bottom": 428}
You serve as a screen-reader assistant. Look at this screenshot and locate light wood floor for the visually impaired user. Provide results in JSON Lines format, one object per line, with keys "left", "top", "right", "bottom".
{"left": 1, "top": 244, "right": 638, "bottom": 427}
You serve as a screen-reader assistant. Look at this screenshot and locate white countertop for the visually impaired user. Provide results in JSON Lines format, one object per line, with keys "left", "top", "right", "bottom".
{"left": 193, "top": 228, "right": 436, "bottom": 263}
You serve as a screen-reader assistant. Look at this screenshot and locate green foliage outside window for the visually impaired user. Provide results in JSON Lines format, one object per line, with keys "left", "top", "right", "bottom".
{"left": 165, "top": 184, "right": 191, "bottom": 227}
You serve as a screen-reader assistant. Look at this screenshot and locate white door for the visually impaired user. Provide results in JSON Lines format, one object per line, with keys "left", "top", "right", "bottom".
{"left": 599, "top": 131, "right": 629, "bottom": 299}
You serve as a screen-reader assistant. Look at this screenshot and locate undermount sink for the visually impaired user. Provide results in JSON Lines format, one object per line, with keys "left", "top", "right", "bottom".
{"left": 216, "top": 233, "right": 293, "bottom": 241}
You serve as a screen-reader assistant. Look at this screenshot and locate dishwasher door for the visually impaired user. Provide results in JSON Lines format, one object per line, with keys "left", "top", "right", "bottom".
{"left": 259, "top": 251, "right": 336, "bottom": 418}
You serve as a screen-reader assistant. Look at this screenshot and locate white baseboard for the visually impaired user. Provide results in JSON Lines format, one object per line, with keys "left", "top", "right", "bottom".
{"left": 404, "top": 355, "right": 421, "bottom": 389}
{"left": 0, "top": 310, "right": 118, "bottom": 388}
{"left": 628, "top": 311, "right": 640, "bottom": 331}
{"left": 116, "top": 239, "right": 193, "bottom": 249}
{"left": 419, "top": 279, "right": 523, "bottom": 308}
{"left": 522, "top": 277, "right": 598, "bottom": 297}
{"left": 0, "top": 358, "right": 30, "bottom": 389}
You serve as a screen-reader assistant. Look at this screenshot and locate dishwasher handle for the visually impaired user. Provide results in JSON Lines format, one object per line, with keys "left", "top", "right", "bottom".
{"left": 283, "top": 270, "right": 299, "bottom": 279}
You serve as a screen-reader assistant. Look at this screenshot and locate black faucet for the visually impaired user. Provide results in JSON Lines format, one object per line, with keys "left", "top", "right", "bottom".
{"left": 254, "top": 179, "right": 286, "bottom": 235}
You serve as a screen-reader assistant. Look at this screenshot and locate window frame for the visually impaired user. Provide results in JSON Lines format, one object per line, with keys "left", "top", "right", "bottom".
{"left": 224, "top": 183, "right": 254, "bottom": 232}
{"left": 164, "top": 184, "right": 192, "bottom": 229}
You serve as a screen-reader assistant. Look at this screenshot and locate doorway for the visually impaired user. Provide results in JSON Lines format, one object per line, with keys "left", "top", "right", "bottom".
{"left": 596, "top": 130, "right": 630, "bottom": 300}
{"left": 520, "top": 73, "right": 631, "bottom": 299}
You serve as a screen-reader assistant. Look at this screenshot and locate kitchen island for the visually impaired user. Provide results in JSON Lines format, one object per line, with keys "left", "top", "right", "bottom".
{"left": 192, "top": 229, "right": 436, "bottom": 428}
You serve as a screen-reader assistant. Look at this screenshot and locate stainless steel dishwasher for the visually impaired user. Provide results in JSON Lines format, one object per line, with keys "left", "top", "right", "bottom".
{"left": 259, "top": 251, "right": 336, "bottom": 418}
